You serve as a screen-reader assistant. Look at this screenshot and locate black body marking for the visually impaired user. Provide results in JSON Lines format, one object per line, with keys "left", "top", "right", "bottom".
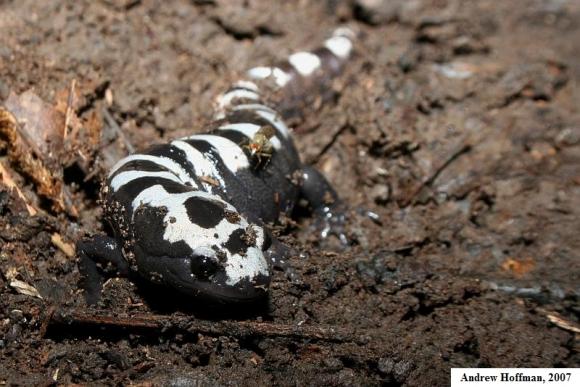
{"left": 184, "top": 196, "right": 226, "bottom": 229}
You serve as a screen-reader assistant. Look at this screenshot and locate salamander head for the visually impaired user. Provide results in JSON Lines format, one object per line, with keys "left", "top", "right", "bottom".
{"left": 130, "top": 185, "right": 271, "bottom": 302}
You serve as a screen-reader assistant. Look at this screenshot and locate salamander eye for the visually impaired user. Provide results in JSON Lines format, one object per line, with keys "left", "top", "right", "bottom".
{"left": 190, "top": 255, "right": 221, "bottom": 280}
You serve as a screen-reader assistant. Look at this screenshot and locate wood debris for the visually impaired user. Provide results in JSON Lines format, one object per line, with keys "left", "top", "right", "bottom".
{"left": 0, "top": 160, "right": 37, "bottom": 216}
{"left": 0, "top": 82, "right": 103, "bottom": 216}
{"left": 51, "top": 233, "right": 75, "bottom": 257}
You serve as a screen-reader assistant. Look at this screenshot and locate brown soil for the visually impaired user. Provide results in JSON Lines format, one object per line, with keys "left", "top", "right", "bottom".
{"left": 1, "top": 0, "right": 579, "bottom": 385}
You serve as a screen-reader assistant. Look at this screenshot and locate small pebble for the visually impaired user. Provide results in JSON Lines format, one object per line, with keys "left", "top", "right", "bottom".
{"left": 371, "top": 184, "right": 390, "bottom": 204}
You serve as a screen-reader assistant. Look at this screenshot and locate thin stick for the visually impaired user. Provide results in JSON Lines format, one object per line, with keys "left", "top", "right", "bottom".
{"left": 50, "top": 309, "right": 363, "bottom": 344}
{"left": 536, "top": 307, "right": 580, "bottom": 334}
{"left": 404, "top": 142, "right": 472, "bottom": 206}
{"left": 63, "top": 79, "right": 77, "bottom": 140}
{"left": 102, "top": 107, "right": 135, "bottom": 153}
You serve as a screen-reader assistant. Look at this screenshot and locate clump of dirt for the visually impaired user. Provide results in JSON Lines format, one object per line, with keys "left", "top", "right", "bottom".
{"left": 1, "top": 0, "right": 579, "bottom": 385}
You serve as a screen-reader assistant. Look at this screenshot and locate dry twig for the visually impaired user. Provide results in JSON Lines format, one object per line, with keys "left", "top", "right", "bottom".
{"left": 403, "top": 142, "right": 472, "bottom": 206}
{"left": 49, "top": 309, "right": 364, "bottom": 344}
{"left": 103, "top": 107, "right": 135, "bottom": 153}
{"left": 536, "top": 307, "right": 580, "bottom": 335}
{"left": 63, "top": 79, "right": 77, "bottom": 140}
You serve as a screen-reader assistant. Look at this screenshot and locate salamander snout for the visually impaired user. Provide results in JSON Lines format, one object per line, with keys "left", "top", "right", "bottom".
{"left": 134, "top": 243, "right": 271, "bottom": 303}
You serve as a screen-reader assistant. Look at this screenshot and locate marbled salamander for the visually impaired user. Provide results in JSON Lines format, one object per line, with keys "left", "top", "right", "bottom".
{"left": 78, "top": 28, "right": 355, "bottom": 304}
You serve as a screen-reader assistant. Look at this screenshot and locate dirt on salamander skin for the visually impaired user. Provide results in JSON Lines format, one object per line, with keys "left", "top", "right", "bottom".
{"left": 1, "top": 0, "right": 579, "bottom": 385}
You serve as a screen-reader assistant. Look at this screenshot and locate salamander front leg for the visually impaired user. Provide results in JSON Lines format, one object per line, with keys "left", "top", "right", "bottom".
{"left": 264, "top": 235, "right": 301, "bottom": 283}
{"left": 77, "top": 235, "right": 128, "bottom": 305}
{"left": 300, "top": 166, "right": 349, "bottom": 245}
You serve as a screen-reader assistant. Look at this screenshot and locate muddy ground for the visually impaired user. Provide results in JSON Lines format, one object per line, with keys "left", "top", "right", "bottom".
{"left": 1, "top": 0, "right": 579, "bottom": 385}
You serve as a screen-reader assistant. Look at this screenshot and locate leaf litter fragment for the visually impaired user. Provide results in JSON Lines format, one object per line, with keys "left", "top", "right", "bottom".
{"left": 4, "top": 267, "right": 43, "bottom": 299}
{"left": 0, "top": 81, "right": 102, "bottom": 216}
